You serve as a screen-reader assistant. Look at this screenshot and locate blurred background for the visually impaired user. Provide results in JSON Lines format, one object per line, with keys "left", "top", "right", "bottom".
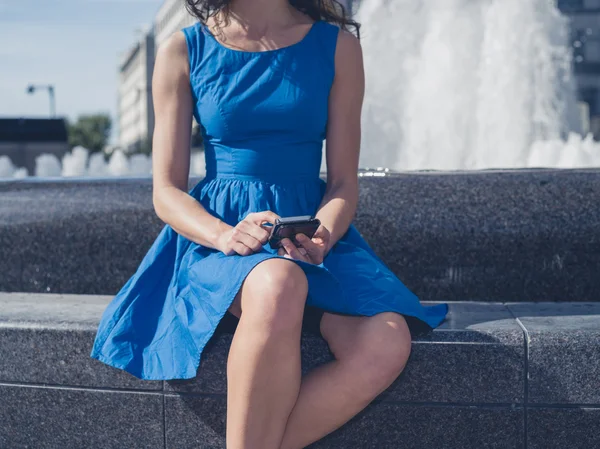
{"left": 0, "top": 0, "right": 599, "bottom": 178}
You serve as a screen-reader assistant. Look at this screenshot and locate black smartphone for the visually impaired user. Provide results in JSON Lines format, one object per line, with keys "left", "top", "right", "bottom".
{"left": 268, "top": 215, "right": 321, "bottom": 249}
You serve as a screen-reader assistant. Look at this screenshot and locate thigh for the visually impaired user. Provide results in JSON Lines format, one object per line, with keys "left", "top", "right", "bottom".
{"left": 319, "top": 311, "right": 411, "bottom": 361}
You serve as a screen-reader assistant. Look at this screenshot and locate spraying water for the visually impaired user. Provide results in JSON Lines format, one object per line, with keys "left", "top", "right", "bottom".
{"left": 355, "top": 0, "right": 599, "bottom": 170}
{"left": 2, "top": 0, "right": 599, "bottom": 179}
{"left": 0, "top": 147, "right": 206, "bottom": 179}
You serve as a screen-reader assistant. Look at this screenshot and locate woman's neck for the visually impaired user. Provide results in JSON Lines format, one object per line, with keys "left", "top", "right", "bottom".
{"left": 221, "top": 0, "right": 301, "bottom": 32}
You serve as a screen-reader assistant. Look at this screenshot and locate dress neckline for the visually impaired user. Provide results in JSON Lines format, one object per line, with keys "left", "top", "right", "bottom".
{"left": 200, "top": 19, "right": 321, "bottom": 55}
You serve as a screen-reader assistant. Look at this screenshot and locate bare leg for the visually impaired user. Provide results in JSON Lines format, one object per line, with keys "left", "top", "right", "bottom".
{"left": 279, "top": 312, "right": 412, "bottom": 449}
{"left": 226, "top": 258, "right": 308, "bottom": 449}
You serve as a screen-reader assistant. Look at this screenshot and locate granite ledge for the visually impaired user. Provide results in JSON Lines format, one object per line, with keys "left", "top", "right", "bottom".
{"left": 2, "top": 292, "right": 599, "bottom": 409}
{"left": 507, "top": 302, "right": 600, "bottom": 405}
{"left": 3, "top": 171, "right": 600, "bottom": 301}
{"left": 163, "top": 301, "right": 525, "bottom": 405}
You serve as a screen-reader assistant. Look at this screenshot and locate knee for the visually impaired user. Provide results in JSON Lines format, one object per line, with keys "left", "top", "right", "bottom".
{"left": 357, "top": 314, "right": 412, "bottom": 393}
{"left": 333, "top": 313, "right": 412, "bottom": 397}
{"left": 241, "top": 259, "right": 308, "bottom": 332}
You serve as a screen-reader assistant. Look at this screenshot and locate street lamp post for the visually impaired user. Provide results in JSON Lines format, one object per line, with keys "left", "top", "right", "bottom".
{"left": 26, "top": 84, "right": 56, "bottom": 117}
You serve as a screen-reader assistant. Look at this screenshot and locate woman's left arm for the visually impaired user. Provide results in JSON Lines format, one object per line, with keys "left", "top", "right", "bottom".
{"left": 278, "top": 29, "right": 365, "bottom": 263}
{"left": 315, "top": 28, "right": 365, "bottom": 253}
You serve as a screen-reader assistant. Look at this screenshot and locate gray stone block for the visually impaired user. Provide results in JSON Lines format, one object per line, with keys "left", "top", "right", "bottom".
{"left": 165, "top": 393, "right": 524, "bottom": 449}
{"left": 2, "top": 169, "right": 600, "bottom": 302}
{"left": 0, "top": 230, "right": 21, "bottom": 291}
{"left": 386, "top": 302, "right": 524, "bottom": 403}
{"left": 0, "top": 384, "right": 164, "bottom": 449}
{"left": 527, "top": 407, "right": 600, "bottom": 449}
{"left": 1, "top": 291, "right": 597, "bottom": 448}
{"left": 165, "top": 394, "right": 226, "bottom": 449}
{"left": 0, "top": 291, "right": 111, "bottom": 328}
{"left": 167, "top": 302, "right": 526, "bottom": 404}
{"left": 355, "top": 169, "right": 600, "bottom": 302}
{"left": 0, "top": 292, "right": 162, "bottom": 390}
{"left": 310, "top": 402, "right": 524, "bottom": 449}
{"left": 507, "top": 302, "right": 600, "bottom": 404}
{"left": 0, "top": 178, "right": 162, "bottom": 295}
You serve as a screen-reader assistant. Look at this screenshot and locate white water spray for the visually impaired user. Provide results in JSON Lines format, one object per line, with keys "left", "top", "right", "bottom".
{"left": 0, "top": 147, "right": 206, "bottom": 179}
{"left": 2, "top": 0, "right": 599, "bottom": 178}
{"left": 356, "top": 0, "right": 599, "bottom": 169}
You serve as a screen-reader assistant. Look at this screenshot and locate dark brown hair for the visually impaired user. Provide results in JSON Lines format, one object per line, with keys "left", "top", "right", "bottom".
{"left": 184, "top": 0, "right": 361, "bottom": 40}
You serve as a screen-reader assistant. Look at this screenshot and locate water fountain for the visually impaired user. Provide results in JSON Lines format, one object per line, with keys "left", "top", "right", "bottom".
{"left": 0, "top": 146, "right": 206, "bottom": 179}
{"left": 356, "top": 0, "right": 600, "bottom": 170}
{"left": 1, "top": 0, "right": 599, "bottom": 179}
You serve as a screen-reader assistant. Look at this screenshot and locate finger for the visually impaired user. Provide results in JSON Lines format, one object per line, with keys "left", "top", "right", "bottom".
{"left": 281, "top": 238, "right": 307, "bottom": 261}
{"left": 238, "top": 220, "right": 270, "bottom": 244}
{"left": 231, "top": 241, "right": 253, "bottom": 256}
{"left": 222, "top": 247, "right": 236, "bottom": 257}
{"left": 312, "top": 225, "right": 330, "bottom": 240}
{"left": 295, "top": 233, "right": 323, "bottom": 263}
{"left": 295, "top": 233, "right": 321, "bottom": 257}
{"left": 311, "top": 225, "right": 330, "bottom": 246}
{"left": 276, "top": 244, "right": 290, "bottom": 258}
{"left": 231, "top": 228, "right": 263, "bottom": 253}
{"left": 247, "top": 211, "right": 280, "bottom": 226}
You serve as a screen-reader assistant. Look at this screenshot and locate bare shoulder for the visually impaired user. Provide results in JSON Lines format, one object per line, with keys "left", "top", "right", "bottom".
{"left": 333, "top": 27, "right": 363, "bottom": 71}
{"left": 157, "top": 28, "right": 188, "bottom": 56}
{"left": 330, "top": 26, "right": 364, "bottom": 84}
{"left": 335, "top": 27, "right": 362, "bottom": 56}
{"left": 155, "top": 29, "right": 189, "bottom": 75}
{"left": 336, "top": 26, "right": 361, "bottom": 48}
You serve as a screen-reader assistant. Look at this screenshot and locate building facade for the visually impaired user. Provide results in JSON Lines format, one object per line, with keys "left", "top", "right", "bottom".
{"left": 117, "top": 1, "right": 200, "bottom": 155}
{"left": 118, "top": 0, "right": 599, "bottom": 151}
{"left": 155, "top": 0, "right": 196, "bottom": 50}
{"left": 154, "top": 0, "right": 201, "bottom": 146}
{"left": 558, "top": 0, "right": 600, "bottom": 138}
{"left": 117, "top": 29, "right": 155, "bottom": 154}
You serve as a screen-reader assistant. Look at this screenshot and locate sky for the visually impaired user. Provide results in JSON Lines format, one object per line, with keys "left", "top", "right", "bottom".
{"left": 0, "top": 0, "right": 165, "bottom": 143}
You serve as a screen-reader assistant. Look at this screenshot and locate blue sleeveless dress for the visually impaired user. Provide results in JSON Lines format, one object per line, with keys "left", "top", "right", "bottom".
{"left": 90, "top": 19, "right": 449, "bottom": 380}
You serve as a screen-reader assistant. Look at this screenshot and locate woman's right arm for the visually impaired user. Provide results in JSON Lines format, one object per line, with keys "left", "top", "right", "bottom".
{"left": 151, "top": 31, "right": 277, "bottom": 255}
{"left": 151, "top": 32, "right": 228, "bottom": 249}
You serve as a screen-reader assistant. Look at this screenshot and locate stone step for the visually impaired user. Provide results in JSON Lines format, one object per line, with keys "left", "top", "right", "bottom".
{"left": 0, "top": 292, "right": 599, "bottom": 448}
{"left": 2, "top": 170, "right": 600, "bottom": 302}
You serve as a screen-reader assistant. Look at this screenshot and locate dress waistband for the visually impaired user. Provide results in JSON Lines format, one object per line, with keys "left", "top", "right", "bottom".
{"left": 203, "top": 170, "right": 323, "bottom": 184}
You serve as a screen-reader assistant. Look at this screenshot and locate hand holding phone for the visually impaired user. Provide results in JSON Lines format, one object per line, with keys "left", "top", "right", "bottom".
{"left": 269, "top": 215, "right": 330, "bottom": 264}
{"left": 268, "top": 215, "right": 321, "bottom": 249}
{"left": 217, "top": 211, "right": 280, "bottom": 256}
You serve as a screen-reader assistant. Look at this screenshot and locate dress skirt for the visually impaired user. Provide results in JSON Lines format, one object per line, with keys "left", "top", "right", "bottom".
{"left": 90, "top": 175, "right": 449, "bottom": 380}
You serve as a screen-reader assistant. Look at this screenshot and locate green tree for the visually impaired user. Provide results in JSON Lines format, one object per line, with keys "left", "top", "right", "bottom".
{"left": 67, "top": 114, "right": 111, "bottom": 153}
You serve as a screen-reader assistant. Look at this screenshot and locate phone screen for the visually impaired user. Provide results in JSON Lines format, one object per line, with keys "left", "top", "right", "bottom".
{"left": 268, "top": 218, "right": 320, "bottom": 249}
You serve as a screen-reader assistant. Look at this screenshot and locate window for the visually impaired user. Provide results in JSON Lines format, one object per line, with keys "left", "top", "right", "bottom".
{"left": 571, "top": 28, "right": 600, "bottom": 64}
{"left": 558, "top": 0, "right": 584, "bottom": 10}
{"left": 558, "top": 0, "right": 600, "bottom": 10}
